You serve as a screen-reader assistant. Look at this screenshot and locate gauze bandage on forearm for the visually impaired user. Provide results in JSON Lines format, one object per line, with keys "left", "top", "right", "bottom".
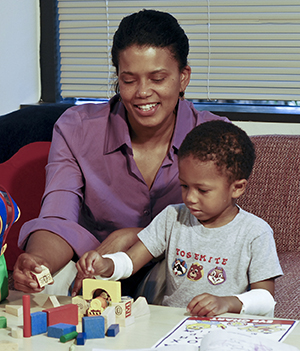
{"left": 95, "top": 252, "right": 133, "bottom": 281}
{"left": 235, "top": 289, "right": 275, "bottom": 317}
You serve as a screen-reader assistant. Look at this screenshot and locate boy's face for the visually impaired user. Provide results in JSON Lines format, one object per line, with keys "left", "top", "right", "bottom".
{"left": 178, "top": 156, "right": 239, "bottom": 228}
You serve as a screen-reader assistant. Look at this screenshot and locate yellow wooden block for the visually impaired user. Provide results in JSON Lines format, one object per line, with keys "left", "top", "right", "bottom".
{"left": 72, "top": 295, "right": 88, "bottom": 317}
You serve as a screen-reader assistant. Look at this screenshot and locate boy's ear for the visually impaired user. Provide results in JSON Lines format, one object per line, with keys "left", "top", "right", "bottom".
{"left": 232, "top": 179, "right": 248, "bottom": 199}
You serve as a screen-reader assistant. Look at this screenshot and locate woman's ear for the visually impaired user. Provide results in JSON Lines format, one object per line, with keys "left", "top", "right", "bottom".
{"left": 180, "top": 65, "right": 191, "bottom": 93}
{"left": 232, "top": 179, "right": 248, "bottom": 199}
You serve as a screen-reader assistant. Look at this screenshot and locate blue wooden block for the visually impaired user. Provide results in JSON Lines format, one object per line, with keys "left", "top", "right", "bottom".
{"left": 82, "top": 316, "right": 105, "bottom": 339}
{"left": 31, "top": 311, "right": 47, "bottom": 336}
{"left": 106, "top": 323, "right": 119, "bottom": 337}
{"left": 76, "top": 332, "right": 87, "bottom": 345}
{"left": 47, "top": 323, "right": 76, "bottom": 338}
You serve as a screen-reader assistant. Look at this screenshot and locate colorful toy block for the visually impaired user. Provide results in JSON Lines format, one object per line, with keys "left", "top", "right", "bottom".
{"left": 116, "top": 314, "right": 135, "bottom": 327}
{"left": 82, "top": 315, "right": 105, "bottom": 339}
{"left": 31, "top": 311, "right": 47, "bottom": 336}
{"left": 42, "top": 295, "right": 60, "bottom": 308}
{"left": 43, "top": 303, "right": 78, "bottom": 326}
{"left": 0, "top": 316, "right": 7, "bottom": 328}
{"left": 72, "top": 295, "right": 88, "bottom": 318}
{"left": 60, "top": 330, "right": 78, "bottom": 343}
{"left": 31, "top": 265, "right": 53, "bottom": 288}
{"left": 22, "top": 294, "right": 31, "bottom": 337}
{"left": 112, "top": 296, "right": 132, "bottom": 319}
{"left": 106, "top": 323, "right": 119, "bottom": 337}
{"left": 101, "top": 305, "right": 116, "bottom": 332}
{"left": 76, "top": 332, "right": 86, "bottom": 345}
{"left": 5, "top": 305, "right": 23, "bottom": 316}
{"left": 47, "top": 323, "right": 76, "bottom": 338}
{"left": 11, "top": 327, "right": 23, "bottom": 338}
{"left": 82, "top": 278, "right": 121, "bottom": 302}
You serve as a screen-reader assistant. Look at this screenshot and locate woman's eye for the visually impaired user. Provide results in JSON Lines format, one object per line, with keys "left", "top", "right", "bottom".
{"left": 198, "top": 189, "right": 207, "bottom": 193}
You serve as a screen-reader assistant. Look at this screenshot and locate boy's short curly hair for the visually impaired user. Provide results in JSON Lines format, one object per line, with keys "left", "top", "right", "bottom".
{"left": 178, "top": 120, "right": 256, "bottom": 183}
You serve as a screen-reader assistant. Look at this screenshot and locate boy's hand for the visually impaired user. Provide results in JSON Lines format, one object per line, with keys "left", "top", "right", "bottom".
{"left": 72, "top": 250, "right": 114, "bottom": 296}
{"left": 13, "top": 252, "right": 46, "bottom": 293}
{"left": 187, "top": 293, "right": 242, "bottom": 317}
{"left": 76, "top": 250, "right": 105, "bottom": 277}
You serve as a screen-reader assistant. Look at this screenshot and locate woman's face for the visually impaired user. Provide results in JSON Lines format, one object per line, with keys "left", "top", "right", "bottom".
{"left": 118, "top": 45, "right": 191, "bottom": 132}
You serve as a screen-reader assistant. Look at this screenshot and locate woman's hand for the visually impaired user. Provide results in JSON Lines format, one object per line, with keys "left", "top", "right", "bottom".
{"left": 97, "top": 227, "right": 143, "bottom": 255}
{"left": 13, "top": 252, "right": 47, "bottom": 293}
{"left": 13, "top": 230, "right": 74, "bottom": 293}
{"left": 187, "top": 293, "right": 242, "bottom": 317}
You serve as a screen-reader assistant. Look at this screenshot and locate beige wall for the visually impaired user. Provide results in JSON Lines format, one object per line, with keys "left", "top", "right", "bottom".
{"left": 0, "top": 0, "right": 40, "bottom": 115}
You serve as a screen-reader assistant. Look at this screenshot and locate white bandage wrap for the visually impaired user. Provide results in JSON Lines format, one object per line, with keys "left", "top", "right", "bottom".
{"left": 235, "top": 289, "right": 276, "bottom": 317}
{"left": 95, "top": 252, "right": 133, "bottom": 281}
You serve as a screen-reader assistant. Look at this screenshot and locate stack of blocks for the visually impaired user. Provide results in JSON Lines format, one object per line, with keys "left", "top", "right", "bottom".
{"left": 21, "top": 294, "right": 79, "bottom": 343}
{"left": 1, "top": 279, "right": 150, "bottom": 346}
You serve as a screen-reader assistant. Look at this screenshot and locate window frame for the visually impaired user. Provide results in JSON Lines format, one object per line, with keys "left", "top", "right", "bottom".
{"left": 39, "top": 0, "right": 300, "bottom": 123}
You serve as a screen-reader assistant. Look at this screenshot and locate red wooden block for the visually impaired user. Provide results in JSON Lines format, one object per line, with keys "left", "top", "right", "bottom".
{"left": 43, "top": 304, "right": 78, "bottom": 326}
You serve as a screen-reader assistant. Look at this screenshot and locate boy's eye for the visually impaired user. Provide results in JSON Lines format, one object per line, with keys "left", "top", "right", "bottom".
{"left": 180, "top": 184, "right": 188, "bottom": 189}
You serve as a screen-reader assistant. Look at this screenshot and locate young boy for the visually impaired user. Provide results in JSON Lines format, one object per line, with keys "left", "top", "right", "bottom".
{"left": 73, "top": 121, "right": 282, "bottom": 317}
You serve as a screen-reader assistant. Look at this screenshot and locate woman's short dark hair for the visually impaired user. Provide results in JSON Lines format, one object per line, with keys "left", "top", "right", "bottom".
{"left": 111, "top": 9, "right": 189, "bottom": 76}
{"left": 178, "top": 120, "right": 256, "bottom": 183}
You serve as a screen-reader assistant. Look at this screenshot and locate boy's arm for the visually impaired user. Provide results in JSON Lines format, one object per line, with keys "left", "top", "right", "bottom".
{"left": 250, "top": 278, "right": 275, "bottom": 296}
{"left": 126, "top": 240, "right": 154, "bottom": 274}
{"left": 187, "top": 278, "right": 275, "bottom": 317}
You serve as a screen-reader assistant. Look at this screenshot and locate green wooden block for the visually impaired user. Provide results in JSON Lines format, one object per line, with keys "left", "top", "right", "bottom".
{"left": 0, "top": 316, "right": 7, "bottom": 328}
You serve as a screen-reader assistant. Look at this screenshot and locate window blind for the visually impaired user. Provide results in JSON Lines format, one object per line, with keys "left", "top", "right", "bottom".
{"left": 58, "top": 0, "right": 300, "bottom": 101}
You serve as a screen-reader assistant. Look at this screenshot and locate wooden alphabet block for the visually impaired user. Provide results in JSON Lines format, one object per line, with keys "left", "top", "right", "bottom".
{"left": 31, "top": 265, "right": 53, "bottom": 288}
{"left": 112, "top": 296, "right": 132, "bottom": 319}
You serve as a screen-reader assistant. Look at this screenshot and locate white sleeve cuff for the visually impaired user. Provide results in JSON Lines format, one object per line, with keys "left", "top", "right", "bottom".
{"left": 235, "top": 289, "right": 276, "bottom": 317}
{"left": 95, "top": 252, "right": 133, "bottom": 281}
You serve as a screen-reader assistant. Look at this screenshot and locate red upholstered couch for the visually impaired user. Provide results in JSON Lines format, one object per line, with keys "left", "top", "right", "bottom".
{"left": 237, "top": 135, "right": 300, "bottom": 320}
{"left": 0, "top": 142, "right": 51, "bottom": 270}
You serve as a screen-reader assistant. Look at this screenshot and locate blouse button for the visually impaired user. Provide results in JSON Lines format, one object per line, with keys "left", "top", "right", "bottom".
{"left": 143, "top": 210, "right": 150, "bottom": 216}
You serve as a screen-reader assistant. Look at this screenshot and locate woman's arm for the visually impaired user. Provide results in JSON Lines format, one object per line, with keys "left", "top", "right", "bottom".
{"left": 96, "top": 227, "right": 144, "bottom": 255}
{"left": 13, "top": 230, "right": 74, "bottom": 293}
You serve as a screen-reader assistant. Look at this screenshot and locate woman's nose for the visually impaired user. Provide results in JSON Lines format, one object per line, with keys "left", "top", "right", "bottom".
{"left": 136, "top": 81, "right": 151, "bottom": 98}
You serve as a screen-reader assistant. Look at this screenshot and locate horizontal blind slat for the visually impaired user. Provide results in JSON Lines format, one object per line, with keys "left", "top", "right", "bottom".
{"left": 58, "top": 1, "right": 300, "bottom": 101}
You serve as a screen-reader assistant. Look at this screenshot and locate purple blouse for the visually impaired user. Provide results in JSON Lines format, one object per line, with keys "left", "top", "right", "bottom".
{"left": 18, "top": 95, "right": 229, "bottom": 257}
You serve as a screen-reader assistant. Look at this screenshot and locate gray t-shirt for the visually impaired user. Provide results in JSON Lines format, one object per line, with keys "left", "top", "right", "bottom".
{"left": 138, "top": 204, "right": 283, "bottom": 308}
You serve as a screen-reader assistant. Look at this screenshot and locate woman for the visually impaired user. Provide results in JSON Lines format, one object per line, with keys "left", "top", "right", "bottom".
{"left": 13, "top": 9, "right": 228, "bottom": 294}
